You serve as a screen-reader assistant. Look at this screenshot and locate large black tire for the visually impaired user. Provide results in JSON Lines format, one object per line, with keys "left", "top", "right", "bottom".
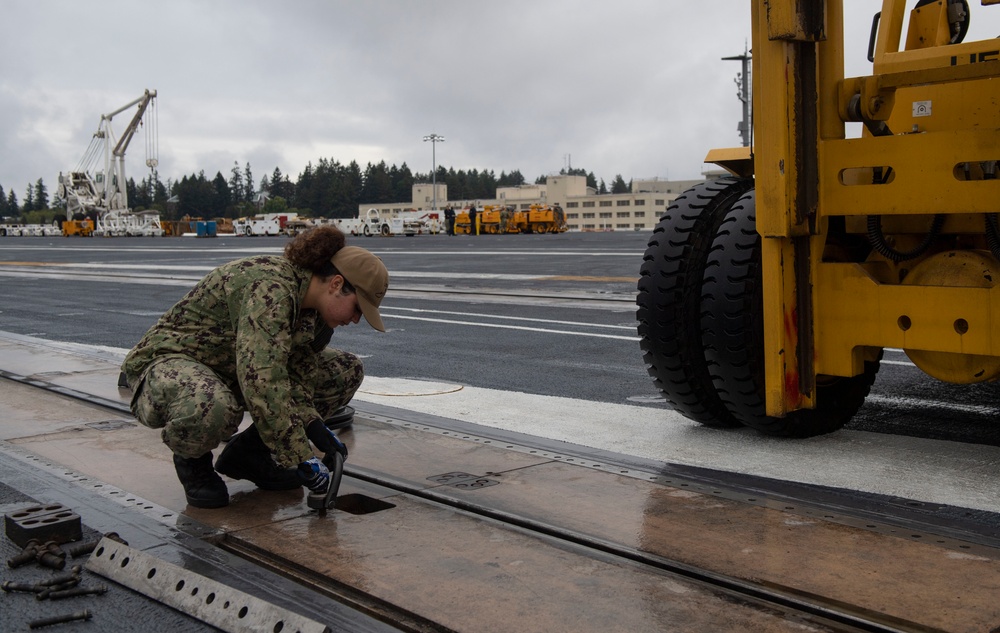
{"left": 700, "top": 189, "right": 881, "bottom": 437}
{"left": 637, "top": 177, "right": 754, "bottom": 427}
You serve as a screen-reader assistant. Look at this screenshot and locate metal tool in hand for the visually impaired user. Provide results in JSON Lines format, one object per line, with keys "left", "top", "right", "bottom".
{"left": 306, "top": 451, "right": 344, "bottom": 517}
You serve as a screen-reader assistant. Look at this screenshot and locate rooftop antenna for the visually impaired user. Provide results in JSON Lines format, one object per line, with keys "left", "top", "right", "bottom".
{"left": 722, "top": 42, "right": 752, "bottom": 147}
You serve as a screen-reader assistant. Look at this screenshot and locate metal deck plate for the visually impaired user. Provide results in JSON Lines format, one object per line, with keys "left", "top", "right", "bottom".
{"left": 85, "top": 537, "right": 330, "bottom": 633}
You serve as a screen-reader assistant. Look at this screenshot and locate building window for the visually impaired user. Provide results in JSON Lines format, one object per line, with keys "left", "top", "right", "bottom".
{"left": 634, "top": 211, "right": 645, "bottom": 217}
{"left": 566, "top": 201, "right": 579, "bottom": 208}
{"left": 599, "top": 212, "right": 612, "bottom": 218}
{"left": 617, "top": 223, "right": 631, "bottom": 229}
{"left": 583, "top": 201, "right": 595, "bottom": 208}
{"left": 582, "top": 212, "right": 595, "bottom": 219}
{"left": 616, "top": 199, "right": 631, "bottom": 206}
{"left": 634, "top": 223, "right": 645, "bottom": 229}
{"left": 616, "top": 211, "right": 630, "bottom": 218}
{"left": 634, "top": 199, "right": 645, "bottom": 206}
{"left": 567, "top": 213, "right": 579, "bottom": 219}
{"left": 599, "top": 200, "right": 612, "bottom": 207}
{"left": 655, "top": 210, "right": 665, "bottom": 217}
{"left": 655, "top": 199, "right": 665, "bottom": 206}
{"left": 583, "top": 224, "right": 596, "bottom": 229}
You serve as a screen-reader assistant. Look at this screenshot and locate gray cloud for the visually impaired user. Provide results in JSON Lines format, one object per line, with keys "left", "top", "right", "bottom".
{"left": 2, "top": 1, "right": 996, "bottom": 202}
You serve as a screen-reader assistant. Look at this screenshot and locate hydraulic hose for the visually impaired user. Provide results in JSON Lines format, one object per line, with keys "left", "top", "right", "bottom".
{"left": 866, "top": 214, "right": 945, "bottom": 263}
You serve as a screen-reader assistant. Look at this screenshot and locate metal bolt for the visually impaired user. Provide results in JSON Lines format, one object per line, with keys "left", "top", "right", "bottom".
{"left": 36, "top": 580, "right": 81, "bottom": 600}
{"left": 37, "top": 552, "right": 66, "bottom": 571}
{"left": 1, "top": 580, "right": 40, "bottom": 593}
{"left": 49, "top": 585, "right": 108, "bottom": 600}
{"left": 63, "top": 539, "right": 100, "bottom": 559}
{"left": 28, "top": 610, "right": 92, "bottom": 629}
{"left": 38, "top": 568, "right": 82, "bottom": 587}
{"left": 7, "top": 539, "right": 41, "bottom": 568}
{"left": 36, "top": 542, "right": 66, "bottom": 571}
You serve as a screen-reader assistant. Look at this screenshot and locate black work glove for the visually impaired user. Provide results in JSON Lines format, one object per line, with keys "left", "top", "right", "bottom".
{"left": 296, "top": 458, "right": 330, "bottom": 493}
{"left": 306, "top": 419, "right": 348, "bottom": 459}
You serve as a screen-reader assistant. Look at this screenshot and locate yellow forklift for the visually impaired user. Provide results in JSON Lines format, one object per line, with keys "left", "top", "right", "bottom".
{"left": 637, "top": 0, "right": 1000, "bottom": 436}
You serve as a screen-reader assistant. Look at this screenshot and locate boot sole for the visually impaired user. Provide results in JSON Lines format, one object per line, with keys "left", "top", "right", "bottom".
{"left": 185, "top": 494, "right": 229, "bottom": 509}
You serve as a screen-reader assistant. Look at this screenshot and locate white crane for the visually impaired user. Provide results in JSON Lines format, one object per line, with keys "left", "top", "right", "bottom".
{"left": 57, "top": 89, "right": 159, "bottom": 233}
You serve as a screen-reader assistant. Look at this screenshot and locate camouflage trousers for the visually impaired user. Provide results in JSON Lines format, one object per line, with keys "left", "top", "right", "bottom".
{"left": 130, "top": 349, "right": 364, "bottom": 459}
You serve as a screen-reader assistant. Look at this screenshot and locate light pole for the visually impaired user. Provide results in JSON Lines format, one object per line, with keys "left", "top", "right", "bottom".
{"left": 423, "top": 133, "right": 445, "bottom": 210}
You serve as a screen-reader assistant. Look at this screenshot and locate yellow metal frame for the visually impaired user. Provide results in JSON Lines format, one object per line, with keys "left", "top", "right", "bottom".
{"left": 751, "top": 0, "right": 1000, "bottom": 416}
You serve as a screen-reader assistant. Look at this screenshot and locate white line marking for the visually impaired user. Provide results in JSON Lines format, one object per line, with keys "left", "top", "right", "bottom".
{"left": 382, "top": 306, "right": 635, "bottom": 330}
{"left": 385, "top": 314, "right": 640, "bottom": 341}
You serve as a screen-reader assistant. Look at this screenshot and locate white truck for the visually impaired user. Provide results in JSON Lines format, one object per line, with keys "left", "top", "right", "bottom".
{"left": 331, "top": 208, "right": 439, "bottom": 237}
{"left": 0, "top": 223, "right": 61, "bottom": 237}
{"left": 330, "top": 209, "right": 403, "bottom": 237}
{"left": 233, "top": 215, "right": 283, "bottom": 236}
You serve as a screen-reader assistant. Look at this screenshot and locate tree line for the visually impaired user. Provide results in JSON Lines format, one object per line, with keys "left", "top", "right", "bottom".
{"left": 0, "top": 160, "right": 632, "bottom": 224}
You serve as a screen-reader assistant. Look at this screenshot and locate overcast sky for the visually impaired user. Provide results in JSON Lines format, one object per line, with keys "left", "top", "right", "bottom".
{"left": 1, "top": 2, "right": 997, "bottom": 202}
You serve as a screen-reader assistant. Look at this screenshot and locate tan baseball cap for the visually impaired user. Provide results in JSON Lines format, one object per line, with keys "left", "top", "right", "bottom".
{"left": 331, "top": 246, "right": 389, "bottom": 331}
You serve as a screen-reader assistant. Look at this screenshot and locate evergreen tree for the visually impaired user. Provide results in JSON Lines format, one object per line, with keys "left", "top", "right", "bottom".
{"left": 498, "top": 170, "right": 526, "bottom": 187}
{"left": 269, "top": 167, "right": 283, "bottom": 196}
{"left": 7, "top": 189, "right": 18, "bottom": 214}
{"left": 212, "top": 172, "right": 231, "bottom": 216}
{"left": 598, "top": 179, "right": 608, "bottom": 194}
{"left": 0, "top": 184, "right": 7, "bottom": 216}
{"left": 152, "top": 172, "right": 169, "bottom": 206}
{"left": 34, "top": 178, "right": 49, "bottom": 210}
{"left": 293, "top": 162, "right": 314, "bottom": 213}
{"left": 361, "top": 161, "right": 392, "bottom": 204}
{"left": 390, "top": 163, "right": 414, "bottom": 203}
{"left": 243, "top": 162, "right": 254, "bottom": 203}
{"left": 228, "top": 161, "right": 244, "bottom": 203}
{"left": 342, "top": 161, "right": 363, "bottom": 217}
{"left": 611, "top": 174, "right": 629, "bottom": 194}
{"left": 270, "top": 167, "right": 294, "bottom": 201}
{"left": 23, "top": 184, "right": 35, "bottom": 212}
{"left": 175, "top": 171, "right": 217, "bottom": 218}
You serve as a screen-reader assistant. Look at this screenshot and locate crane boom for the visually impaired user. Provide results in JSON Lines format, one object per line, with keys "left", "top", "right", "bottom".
{"left": 57, "top": 89, "right": 159, "bottom": 229}
{"left": 58, "top": 90, "right": 158, "bottom": 235}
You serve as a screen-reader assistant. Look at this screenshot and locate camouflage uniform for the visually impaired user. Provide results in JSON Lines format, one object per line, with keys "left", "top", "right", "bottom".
{"left": 122, "top": 255, "right": 363, "bottom": 467}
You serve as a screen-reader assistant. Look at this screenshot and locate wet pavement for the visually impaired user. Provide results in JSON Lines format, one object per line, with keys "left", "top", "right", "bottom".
{"left": 3, "top": 331, "right": 1000, "bottom": 632}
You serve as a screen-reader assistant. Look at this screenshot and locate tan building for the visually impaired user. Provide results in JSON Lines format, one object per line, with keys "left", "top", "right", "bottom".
{"left": 358, "top": 172, "right": 728, "bottom": 232}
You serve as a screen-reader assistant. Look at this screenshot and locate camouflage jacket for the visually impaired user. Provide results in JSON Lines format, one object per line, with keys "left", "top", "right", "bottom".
{"left": 122, "top": 255, "right": 333, "bottom": 466}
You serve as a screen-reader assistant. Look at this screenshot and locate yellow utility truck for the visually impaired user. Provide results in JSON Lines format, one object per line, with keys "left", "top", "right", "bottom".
{"left": 637, "top": 0, "right": 1000, "bottom": 437}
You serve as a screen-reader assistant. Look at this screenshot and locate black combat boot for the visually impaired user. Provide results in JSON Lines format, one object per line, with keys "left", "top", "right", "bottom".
{"left": 214, "top": 424, "right": 300, "bottom": 490}
{"left": 173, "top": 453, "right": 229, "bottom": 509}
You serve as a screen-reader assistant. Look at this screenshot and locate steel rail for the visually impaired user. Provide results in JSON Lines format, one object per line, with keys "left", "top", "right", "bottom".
{"left": 325, "top": 465, "right": 940, "bottom": 633}
{"left": 0, "top": 369, "right": 954, "bottom": 632}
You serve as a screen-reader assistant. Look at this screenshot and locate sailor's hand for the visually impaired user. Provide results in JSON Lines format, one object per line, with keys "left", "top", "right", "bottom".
{"left": 297, "top": 457, "right": 330, "bottom": 493}
{"left": 306, "top": 419, "right": 348, "bottom": 459}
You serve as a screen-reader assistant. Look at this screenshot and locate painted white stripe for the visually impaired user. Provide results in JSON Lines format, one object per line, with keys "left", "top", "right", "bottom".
{"left": 0, "top": 246, "right": 641, "bottom": 257}
{"left": 385, "top": 314, "right": 641, "bottom": 341}
{"left": 382, "top": 306, "right": 636, "bottom": 330}
{"left": 865, "top": 394, "right": 999, "bottom": 416}
{"left": 0, "top": 264, "right": 623, "bottom": 283}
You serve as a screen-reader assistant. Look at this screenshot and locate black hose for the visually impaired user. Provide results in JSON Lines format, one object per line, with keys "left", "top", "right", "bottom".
{"left": 866, "top": 214, "right": 945, "bottom": 263}
{"left": 986, "top": 214, "right": 1000, "bottom": 261}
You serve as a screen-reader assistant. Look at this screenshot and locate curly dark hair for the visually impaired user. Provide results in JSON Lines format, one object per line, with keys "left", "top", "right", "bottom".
{"left": 284, "top": 225, "right": 346, "bottom": 277}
